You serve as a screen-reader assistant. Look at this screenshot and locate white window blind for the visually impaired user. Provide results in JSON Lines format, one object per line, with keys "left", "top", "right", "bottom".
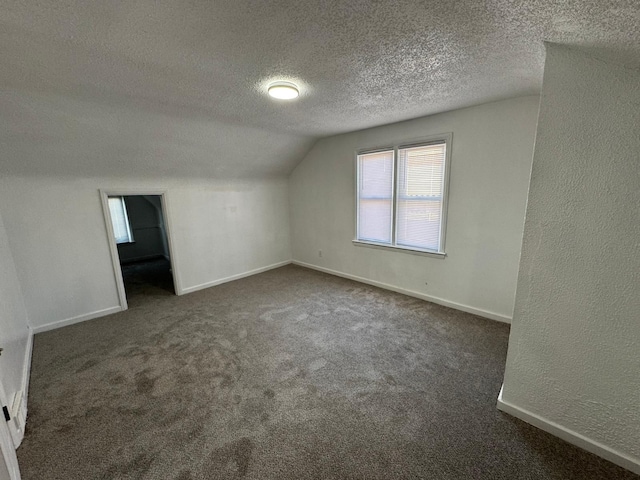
{"left": 357, "top": 150, "right": 394, "bottom": 244}
{"left": 108, "top": 196, "right": 134, "bottom": 244}
{"left": 355, "top": 136, "right": 450, "bottom": 255}
{"left": 396, "top": 143, "right": 446, "bottom": 251}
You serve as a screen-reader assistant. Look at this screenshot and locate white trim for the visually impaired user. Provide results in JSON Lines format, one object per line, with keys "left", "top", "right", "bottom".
{"left": 0, "top": 423, "right": 20, "bottom": 480}
{"left": 6, "top": 327, "right": 35, "bottom": 447}
{"left": 497, "top": 386, "right": 640, "bottom": 475}
{"left": 7, "top": 391, "right": 24, "bottom": 447}
{"left": 180, "top": 261, "right": 292, "bottom": 295}
{"left": 0, "top": 384, "right": 21, "bottom": 480}
{"left": 32, "top": 306, "right": 122, "bottom": 334}
{"left": 352, "top": 240, "right": 446, "bottom": 259}
{"left": 292, "top": 260, "right": 511, "bottom": 323}
{"left": 100, "top": 190, "right": 129, "bottom": 311}
{"left": 20, "top": 328, "right": 33, "bottom": 405}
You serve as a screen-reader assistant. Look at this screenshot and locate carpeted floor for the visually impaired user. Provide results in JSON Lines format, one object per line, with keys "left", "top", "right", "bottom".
{"left": 17, "top": 265, "right": 638, "bottom": 479}
{"left": 121, "top": 258, "right": 175, "bottom": 301}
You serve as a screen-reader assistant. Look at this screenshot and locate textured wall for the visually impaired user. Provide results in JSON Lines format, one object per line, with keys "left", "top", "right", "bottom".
{"left": 502, "top": 45, "right": 640, "bottom": 464}
{"left": 0, "top": 176, "right": 291, "bottom": 330}
{"left": 289, "top": 96, "right": 540, "bottom": 321}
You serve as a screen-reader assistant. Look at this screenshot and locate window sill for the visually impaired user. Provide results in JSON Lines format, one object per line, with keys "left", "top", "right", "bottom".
{"left": 352, "top": 240, "right": 446, "bottom": 259}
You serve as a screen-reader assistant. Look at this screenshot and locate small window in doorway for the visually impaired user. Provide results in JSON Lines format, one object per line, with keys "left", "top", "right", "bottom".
{"left": 108, "top": 196, "right": 134, "bottom": 244}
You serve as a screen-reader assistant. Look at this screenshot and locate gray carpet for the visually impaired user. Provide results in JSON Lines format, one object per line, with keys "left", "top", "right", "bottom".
{"left": 121, "top": 258, "right": 175, "bottom": 299}
{"left": 18, "top": 264, "right": 638, "bottom": 479}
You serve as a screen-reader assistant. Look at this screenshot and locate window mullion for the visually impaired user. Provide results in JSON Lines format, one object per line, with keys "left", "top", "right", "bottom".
{"left": 391, "top": 147, "right": 399, "bottom": 246}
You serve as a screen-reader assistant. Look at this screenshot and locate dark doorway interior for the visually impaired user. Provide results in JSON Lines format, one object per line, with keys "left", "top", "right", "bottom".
{"left": 121, "top": 257, "right": 175, "bottom": 300}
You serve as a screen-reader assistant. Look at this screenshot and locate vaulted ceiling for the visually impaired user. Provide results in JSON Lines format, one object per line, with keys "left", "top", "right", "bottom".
{"left": 1, "top": 0, "right": 639, "bottom": 178}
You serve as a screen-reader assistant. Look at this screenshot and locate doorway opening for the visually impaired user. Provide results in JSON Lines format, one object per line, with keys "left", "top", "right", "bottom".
{"left": 101, "top": 191, "right": 180, "bottom": 310}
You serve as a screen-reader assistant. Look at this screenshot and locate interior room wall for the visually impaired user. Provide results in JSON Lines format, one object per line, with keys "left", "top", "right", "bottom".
{"left": 117, "top": 195, "right": 168, "bottom": 263}
{"left": 500, "top": 45, "right": 640, "bottom": 473}
{"left": 0, "top": 176, "right": 291, "bottom": 332}
{"left": 289, "top": 96, "right": 540, "bottom": 322}
{"left": 0, "top": 208, "right": 31, "bottom": 445}
{"left": 142, "top": 195, "right": 171, "bottom": 259}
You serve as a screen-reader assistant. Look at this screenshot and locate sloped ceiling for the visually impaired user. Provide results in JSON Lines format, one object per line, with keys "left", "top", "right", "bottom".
{"left": 0, "top": 0, "right": 639, "bottom": 178}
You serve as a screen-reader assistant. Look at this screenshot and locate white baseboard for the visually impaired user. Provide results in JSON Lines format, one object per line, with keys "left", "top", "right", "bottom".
{"left": 31, "top": 261, "right": 294, "bottom": 331}
{"left": 292, "top": 260, "right": 511, "bottom": 323}
{"left": 179, "top": 260, "right": 292, "bottom": 295}
{"left": 32, "top": 306, "right": 123, "bottom": 334}
{"left": 497, "top": 386, "right": 640, "bottom": 475}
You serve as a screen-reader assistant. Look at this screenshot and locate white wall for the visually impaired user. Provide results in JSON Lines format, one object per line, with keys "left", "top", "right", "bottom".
{"left": 0, "top": 208, "right": 31, "bottom": 445}
{"left": 0, "top": 449, "right": 9, "bottom": 480}
{"left": 0, "top": 176, "right": 291, "bottom": 331}
{"left": 289, "top": 96, "right": 540, "bottom": 322}
{"left": 500, "top": 45, "right": 640, "bottom": 473}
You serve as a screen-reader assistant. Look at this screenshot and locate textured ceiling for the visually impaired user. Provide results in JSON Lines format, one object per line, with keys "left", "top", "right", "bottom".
{"left": 1, "top": 0, "right": 639, "bottom": 177}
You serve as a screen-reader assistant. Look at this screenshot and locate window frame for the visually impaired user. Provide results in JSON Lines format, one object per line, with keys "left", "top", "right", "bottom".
{"left": 353, "top": 133, "right": 452, "bottom": 258}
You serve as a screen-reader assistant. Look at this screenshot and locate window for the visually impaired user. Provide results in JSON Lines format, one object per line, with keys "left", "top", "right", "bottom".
{"left": 355, "top": 136, "right": 451, "bottom": 255}
{"left": 108, "top": 196, "right": 134, "bottom": 244}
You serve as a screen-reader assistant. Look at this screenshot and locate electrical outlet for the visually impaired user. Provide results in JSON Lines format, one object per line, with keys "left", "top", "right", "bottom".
{"left": 318, "top": 250, "right": 323, "bottom": 257}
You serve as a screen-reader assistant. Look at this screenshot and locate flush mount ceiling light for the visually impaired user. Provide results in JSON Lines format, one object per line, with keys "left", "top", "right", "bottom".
{"left": 267, "top": 81, "right": 300, "bottom": 100}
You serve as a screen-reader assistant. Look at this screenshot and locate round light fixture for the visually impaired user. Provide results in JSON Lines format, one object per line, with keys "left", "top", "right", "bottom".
{"left": 267, "top": 81, "right": 300, "bottom": 100}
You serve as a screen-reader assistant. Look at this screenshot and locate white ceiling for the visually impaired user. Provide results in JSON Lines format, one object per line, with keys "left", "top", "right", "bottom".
{"left": 1, "top": 0, "right": 639, "bottom": 177}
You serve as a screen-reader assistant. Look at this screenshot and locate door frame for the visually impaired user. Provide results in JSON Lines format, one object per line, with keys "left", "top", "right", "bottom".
{"left": 0, "top": 382, "right": 21, "bottom": 480}
{"left": 99, "top": 189, "right": 183, "bottom": 311}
